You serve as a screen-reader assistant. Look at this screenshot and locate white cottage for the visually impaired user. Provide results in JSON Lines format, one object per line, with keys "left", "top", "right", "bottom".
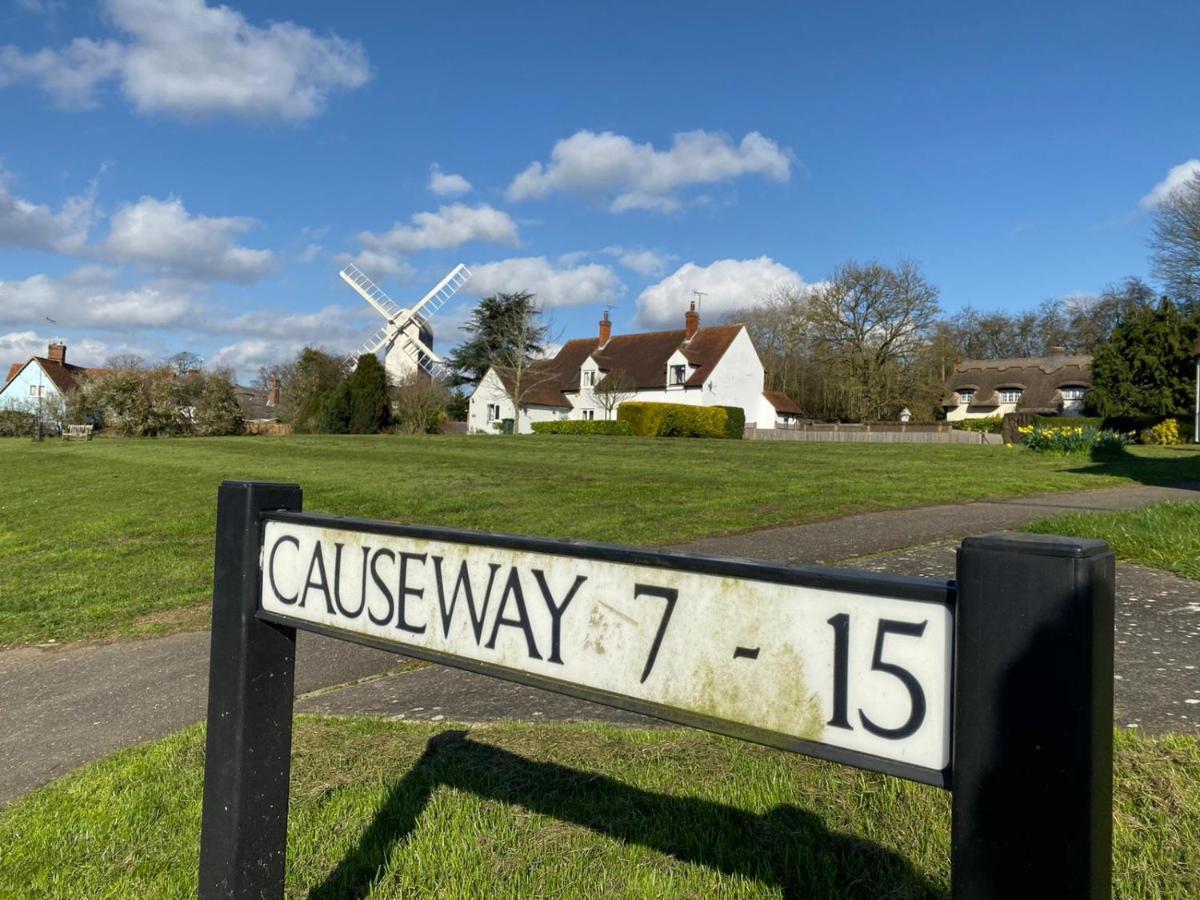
{"left": 0, "top": 342, "right": 98, "bottom": 422}
{"left": 468, "top": 304, "right": 786, "bottom": 433}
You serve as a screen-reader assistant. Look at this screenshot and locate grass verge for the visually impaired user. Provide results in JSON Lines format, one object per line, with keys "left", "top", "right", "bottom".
{"left": 3, "top": 436, "right": 1200, "bottom": 647}
{"left": 1025, "top": 499, "right": 1200, "bottom": 579}
{"left": 0, "top": 719, "right": 1195, "bottom": 898}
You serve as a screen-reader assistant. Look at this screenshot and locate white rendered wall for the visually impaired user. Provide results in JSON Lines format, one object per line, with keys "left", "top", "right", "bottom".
{"left": 467, "top": 368, "right": 568, "bottom": 433}
{"left": 0, "top": 361, "right": 65, "bottom": 415}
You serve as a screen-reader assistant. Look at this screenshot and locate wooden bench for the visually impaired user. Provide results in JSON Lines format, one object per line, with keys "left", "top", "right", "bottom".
{"left": 63, "top": 424, "right": 94, "bottom": 441}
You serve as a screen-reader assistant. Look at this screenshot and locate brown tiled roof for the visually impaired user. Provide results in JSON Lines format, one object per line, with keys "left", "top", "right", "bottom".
{"left": 3, "top": 357, "right": 99, "bottom": 394}
{"left": 762, "top": 390, "right": 802, "bottom": 414}
{"left": 494, "top": 325, "right": 744, "bottom": 408}
{"left": 943, "top": 355, "right": 1092, "bottom": 413}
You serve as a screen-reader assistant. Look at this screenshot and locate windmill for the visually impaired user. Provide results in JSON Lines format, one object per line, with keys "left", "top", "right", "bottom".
{"left": 339, "top": 262, "right": 472, "bottom": 381}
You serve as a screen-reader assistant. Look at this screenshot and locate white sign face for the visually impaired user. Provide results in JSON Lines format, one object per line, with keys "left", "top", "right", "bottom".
{"left": 260, "top": 520, "right": 954, "bottom": 772}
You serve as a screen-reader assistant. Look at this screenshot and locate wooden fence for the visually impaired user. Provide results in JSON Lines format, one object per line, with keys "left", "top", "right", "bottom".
{"left": 745, "top": 423, "right": 1002, "bottom": 444}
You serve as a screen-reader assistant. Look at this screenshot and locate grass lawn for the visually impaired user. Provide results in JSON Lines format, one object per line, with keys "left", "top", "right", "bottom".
{"left": 3, "top": 435, "right": 1200, "bottom": 648}
{"left": 0, "top": 718, "right": 1195, "bottom": 898}
{"left": 1026, "top": 499, "right": 1200, "bottom": 579}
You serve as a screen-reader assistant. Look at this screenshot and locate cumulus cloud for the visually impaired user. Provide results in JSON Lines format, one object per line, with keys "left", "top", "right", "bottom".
{"left": 208, "top": 338, "right": 309, "bottom": 373}
{"left": 204, "top": 304, "right": 365, "bottom": 344}
{"left": 298, "top": 242, "right": 323, "bottom": 263}
{"left": 506, "top": 129, "right": 793, "bottom": 213}
{"left": 429, "top": 165, "right": 472, "bottom": 197}
{"left": 468, "top": 257, "right": 624, "bottom": 308}
{"left": 0, "top": 174, "right": 97, "bottom": 254}
{"left": 1141, "top": 159, "right": 1200, "bottom": 208}
{"left": 604, "top": 246, "right": 672, "bottom": 277}
{"left": 0, "top": 266, "right": 197, "bottom": 331}
{"left": 0, "top": 0, "right": 369, "bottom": 120}
{"left": 636, "top": 257, "right": 806, "bottom": 326}
{"left": 348, "top": 204, "right": 519, "bottom": 277}
{"left": 0, "top": 330, "right": 137, "bottom": 367}
{"left": 102, "top": 196, "right": 275, "bottom": 283}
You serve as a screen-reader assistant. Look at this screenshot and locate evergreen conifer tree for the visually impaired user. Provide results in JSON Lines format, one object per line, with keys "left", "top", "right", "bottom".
{"left": 348, "top": 353, "right": 392, "bottom": 434}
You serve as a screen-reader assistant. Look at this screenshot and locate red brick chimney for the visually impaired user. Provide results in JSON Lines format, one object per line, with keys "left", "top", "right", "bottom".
{"left": 267, "top": 372, "right": 281, "bottom": 408}
{"left": 47, "top": 342, "right": 66, "bottom": 365}
{"left": 684, "top": 301, "right": 700, "bottom": 341}
{"left": 598, "top": 310, "right": 612, "bottom": 346}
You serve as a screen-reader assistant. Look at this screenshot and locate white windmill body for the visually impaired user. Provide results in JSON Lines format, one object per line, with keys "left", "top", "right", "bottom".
{"left": 339, "top": 263, "right": 471, "bottom": 382}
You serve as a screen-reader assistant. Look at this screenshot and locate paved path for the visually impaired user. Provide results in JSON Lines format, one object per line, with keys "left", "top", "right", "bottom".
{"left": 2, "top": 482, "right": 1197, "bottom": 808}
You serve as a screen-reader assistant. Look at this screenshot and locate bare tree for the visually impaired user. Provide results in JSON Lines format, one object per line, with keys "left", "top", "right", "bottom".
{"left": 1150, "top": 171, "right": 1200, "bottom": 309}
{"left": 592, "top": 369, "right": 637, "bottom": 420}
{"left": 163, "top": 351, "right": 204, "bottom": 375}
{"left": 805, "top": 259, "right": 941, "bottom": 421}
{"left": 392, "top": 373, "right": 451, "bottom": 434}
{"left": 484, "top": 299, "right": 558, "bottom": 434}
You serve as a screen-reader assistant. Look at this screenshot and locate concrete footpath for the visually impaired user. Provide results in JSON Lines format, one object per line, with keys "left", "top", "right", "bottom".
{"left": 2, "top": 482, "right": 1198, "bottom": 808}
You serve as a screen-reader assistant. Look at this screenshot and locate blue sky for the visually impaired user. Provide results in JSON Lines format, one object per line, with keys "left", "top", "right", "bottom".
{"left": 1, "top": 0, "right": 1197, "bottom": 378}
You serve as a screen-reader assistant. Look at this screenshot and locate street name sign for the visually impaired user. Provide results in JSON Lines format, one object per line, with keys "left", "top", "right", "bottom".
{"left": 259, "top": 515, "right": 953, "bottom": 780}
{"left": 199, "top": 481, "right": 1115, "bottom": 900}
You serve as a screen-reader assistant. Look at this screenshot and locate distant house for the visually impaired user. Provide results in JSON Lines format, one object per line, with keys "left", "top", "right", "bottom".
{"left": 762, "top": 390, "right": 803, "bottom": 427}
{"left": 943, "top": 351, "right": 1092, "bottom": 421}
{"left": 234, "top": 374, "right": 283, "bottom": 424}
{"left": 467, "top": 304, "right": 782, "bottom": 433}
{"left": 0, "top": 342, "right": 100, "bottom": 422}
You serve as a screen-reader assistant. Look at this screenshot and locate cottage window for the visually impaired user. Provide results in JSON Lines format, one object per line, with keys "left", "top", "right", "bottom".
{"left": 582, "top": 409, "right": 595, "bottom": 421}
{"left": 957, "top": 390, "right": 974, "bottom": 405}
{"left": 486, "top": 403, "right": 501, "bottom": 421}
{"left": 999, "top": 389, "right": 1023, "bottom": 404}
{"left": 28, "top": 384, "right": 44, "bottom": 398}
{"left": 1061, "top": 387, "right": 1086, "bottom": 401}
{"left": 583, "top": 370, "right": 596, "bottom": 387}
{"left": 670, "top": 365, "right": 686, "bottom": 386}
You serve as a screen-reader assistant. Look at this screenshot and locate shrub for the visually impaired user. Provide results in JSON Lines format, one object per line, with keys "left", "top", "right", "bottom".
{"left": 0, "top": 409, "right": 35, "bottom": 437}
{"left": 531, "top": 420, "right": 634, "bottom": 436}
{"left": 617, "top": 402, "right": 730, "bottom": 438}
{"left": 1018, "top": 422, "right": 1133, "bottom": 453}
{"left": 1144, "top": 417, "right": 1184, "bottom": 445}
{"left": 716, "top": 405, "right": 745, "bottom": 439}
{"left": 954, "top": 416, "right": 1004, "bottom": 434}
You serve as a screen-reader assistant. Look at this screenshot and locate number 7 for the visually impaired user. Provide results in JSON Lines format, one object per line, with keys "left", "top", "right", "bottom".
{"left": 634, "top": 584, "right": 678, "bottom": 683}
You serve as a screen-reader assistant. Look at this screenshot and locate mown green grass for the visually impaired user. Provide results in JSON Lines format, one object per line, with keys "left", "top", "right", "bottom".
{"left": 2, "top": 436, "right": 1199, "bottom": 647}
{"left": 1026, "top": 499, "right": 1200, "bottom": 579}
{"left": 0, "top": 718, "right": 1195, "bottom": 898}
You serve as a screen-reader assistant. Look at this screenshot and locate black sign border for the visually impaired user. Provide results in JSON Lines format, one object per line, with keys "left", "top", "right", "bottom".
{"left": 258, "top": 510, "right": 955, "bottom": 789}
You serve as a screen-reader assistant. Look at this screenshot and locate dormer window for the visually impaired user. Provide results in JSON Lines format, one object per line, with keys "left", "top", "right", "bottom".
{"left": 957, "top": 389, "right": 974, "bottom": 405}
{"left": 999, "top": 388, "right": 1023, "bottom": 404}
{"left": 1061, "top": 386, "right": 1086, "bottom": 401}
{"left": 670, "top": 365, "right": 686, "bottom": 386}
{"left": 582, "top": 370, "right": 597, "bottom": 387}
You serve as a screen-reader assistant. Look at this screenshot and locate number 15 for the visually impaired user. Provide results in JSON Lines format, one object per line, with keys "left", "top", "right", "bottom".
{"left": 827, "top": 614, "right": 928, "bottom": 740}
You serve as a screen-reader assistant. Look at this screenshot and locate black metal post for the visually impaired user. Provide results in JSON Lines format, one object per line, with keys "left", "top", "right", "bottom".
{"left": 199, "top": 481, "right": 302, "bottom": 900}
{"left": 952, "top": 533, "right": 1114, "bottom": 899}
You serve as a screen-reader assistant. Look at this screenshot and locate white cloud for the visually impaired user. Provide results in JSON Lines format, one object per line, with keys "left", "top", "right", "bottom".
{"left": 469, "top": 257, "right": 624, "bottom": 308}
{"left": 205, "top": 304, "right": 365, "bottom": 344}
{"left": 0, "top": 0, "right": 369, "bottom": 121}
{"left": 208, "top": 338, "right": 308, "bottom": 374}
{"left": 0, "top": 331, "right": 138, "bottom": 368}
{"left": 636, "top": 257, "right": 806, "bottom": 326}
{"left": 506, "top": 129, "right": 793, "bottom": 213}
{"left": 298, "top": 242, "right": 323, "bottom": 263}
{"left": 604, "top": 246, "right": 671, "bottom": 277}
{"left": 0, "top": 174, "right": 96, "bottom": 253}
{"left": 0, "top": 266, "right": 197, "bottom": 331}
{"left": 429, "top": 165, "right": 472, "bottom": 197}
{"left": 348, "top": 204, "right": 519, "bottom": 276}
{"left": 336, "top": 249, "right": 416, "bottom": 280}
{"left": 102, "top": 196, "right": 275, "bottom": 283}
{"left": 1142, "top": 159, "right": 1200, "bottom": 208}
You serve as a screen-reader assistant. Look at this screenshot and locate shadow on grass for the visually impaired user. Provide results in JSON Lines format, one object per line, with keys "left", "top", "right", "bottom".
{"left": 310, "top": 730, "right": 944, "bottom": 900}
{"left": 1063, "top": 443, "right": 1200, "bottom": 489}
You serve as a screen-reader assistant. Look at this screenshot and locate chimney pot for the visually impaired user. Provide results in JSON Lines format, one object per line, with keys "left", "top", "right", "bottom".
{"left": 47, "top": 342, "right": 66, "bottom": 365}
{"left": 684, "top": 301, "right": 700, "bottom": 340}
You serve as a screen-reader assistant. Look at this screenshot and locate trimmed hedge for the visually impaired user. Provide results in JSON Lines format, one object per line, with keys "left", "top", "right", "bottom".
{"left": 530, "top": 420, "right": 634, "bottom": 436}
{"left": 953, "top": 416, "right": 1004, "bottom": 435}
{"left": 0, "top": 409, "right": 35, "bottom": 437}
{"left": 618, "top": 401, "right": 731, "bottom": 438}
{"left": 716, "top": 405, "right": 745, "bottom": 439}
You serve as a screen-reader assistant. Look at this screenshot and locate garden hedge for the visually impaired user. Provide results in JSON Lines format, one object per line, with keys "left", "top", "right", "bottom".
{"left": 530, "top": 420, "right": 634, "bottom": 436}
{"left": 716, "top": 405, "right": 746, "bottom": 439}
{"left": 617, "top": 401, "right": 733, "bottom": 438}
